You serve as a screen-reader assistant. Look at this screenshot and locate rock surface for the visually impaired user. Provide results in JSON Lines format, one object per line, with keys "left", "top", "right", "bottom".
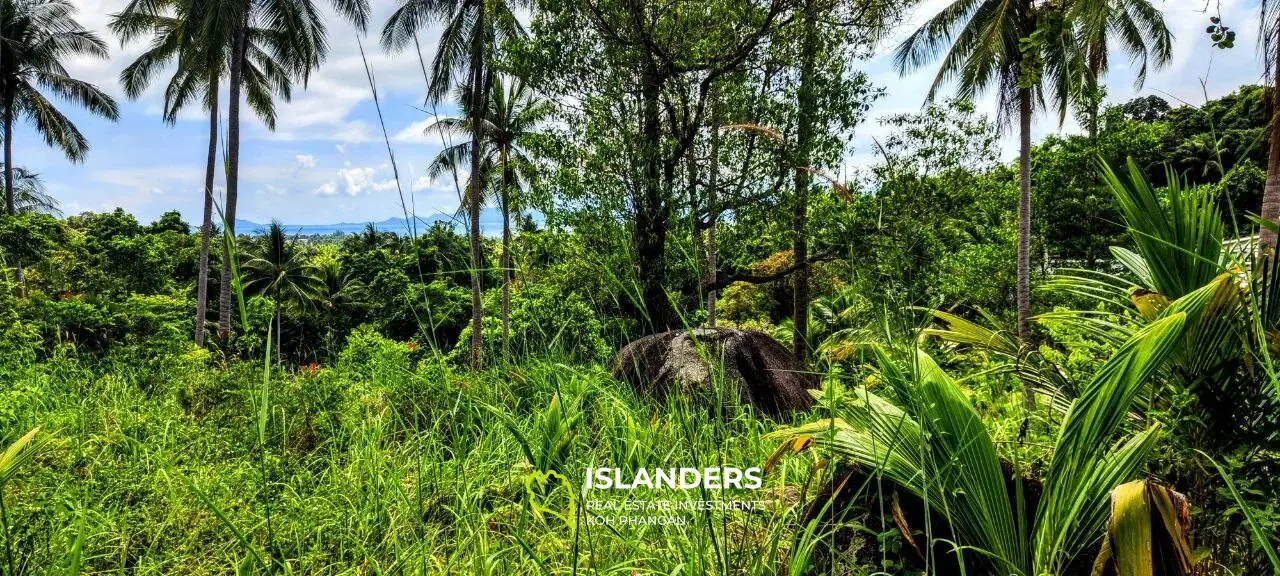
{"left": 608, "top": 328, "right": 818, "bottom": 415}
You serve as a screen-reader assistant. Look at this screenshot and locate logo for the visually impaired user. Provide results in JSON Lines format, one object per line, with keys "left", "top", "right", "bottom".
{"left": 584, "top": 467, "right": 763, "bottom": 490}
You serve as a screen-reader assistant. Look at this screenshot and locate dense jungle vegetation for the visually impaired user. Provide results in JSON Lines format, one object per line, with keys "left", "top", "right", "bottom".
{"left": 2, "top": 0, "right": 1280, "bottom": 573}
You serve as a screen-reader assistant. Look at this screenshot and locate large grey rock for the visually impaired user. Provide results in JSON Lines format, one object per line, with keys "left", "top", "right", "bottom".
{"left": 608, "top": 328, "right": 818, "bottom": 415}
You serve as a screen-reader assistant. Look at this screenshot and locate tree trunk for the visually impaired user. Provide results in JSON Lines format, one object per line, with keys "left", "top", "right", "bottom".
{"left": 195, "top": 78, "right": 219, "bottom": 347}
{"left": 220, "top": 17, "right": 249, "bottom": 340}
{"left": 1087, "top": 57, "right": 1101, "bottom": 141}
{"left": 3, "top": 98, "right": 22, "bottom": 298}
{"left": 276, "top": 303, "right": 282, "bottom": 368}
{"left": 3, "top": 100, "right": 13, "bottom": 215}
{"left": 706, "top": 96, "right": 720, "bottom": 327}
{"left": 636, "top": 58, "right": 676, "bottom": 334}
{"left": 1018, "top": 86, "right": 1035, "bottom": 411}
{"left": 791, "top": 0, "right": 818, "bottom": 365}
{"left": 501, "top": 149, "right": 511, "bottom": 362}
{"left": 687, "top": 126, "right": 703, "bottom": 309}
{"left": 1262, "top": 28, "right": 1280, "bottom": 254}
{"left": 466, "top": 12, "right": 487, "bottom": 371}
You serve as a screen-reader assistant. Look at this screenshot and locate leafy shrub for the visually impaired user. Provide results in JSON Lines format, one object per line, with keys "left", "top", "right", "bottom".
{"left": 452, "top": 281, "right": 611, "bottom": 364}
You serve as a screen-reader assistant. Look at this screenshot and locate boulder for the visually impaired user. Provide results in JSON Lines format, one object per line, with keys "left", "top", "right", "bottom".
{"left": 608, "top": 327, "right": 818, "bottom": 415}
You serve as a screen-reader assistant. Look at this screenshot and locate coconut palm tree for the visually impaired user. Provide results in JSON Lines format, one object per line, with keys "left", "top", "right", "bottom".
{"left": 242, "top": 220, "right": 324, "bottom": 365}
{"left": 1071, "top": 0, "right": 1171, "bottom": 139}
{"left": 429, "top": 76, "right": 545, "bottom": 360}
{"left": 1261, "top": 1, "right": 1280, "bottom": 251}
{"left": 382, "top": 0, "right": 526, "bottom": 370}
{"left": 0, "top": 164, "right": 58, "bottom": 215}
{"left": 218, "top": 0, "right": 368, "bottom": 344}
{"left": 895, "top": 0, "right": 1053, "bottom": 411}
{"left": 484, "top": 77, "right": 544, "bottom": 360}
{"left": 1, "top": 0, "right": 117, "bottom": 295}
{"left": 895, "top": 0, "right": 1166, "bottom": 410}
{"left": 110, "top": 0, "right": 296, "bottom": 347}
{"left": 1, "top": 0, "right": 119, "bottom": 213}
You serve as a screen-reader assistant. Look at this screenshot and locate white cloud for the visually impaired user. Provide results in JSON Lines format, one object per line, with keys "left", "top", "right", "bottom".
{"left": 315, "top": 181, "right": 339, "bottom": 196}
{"left": 295, "top": 154, "right": 317, "bottom": 168}
{"left": 392, "top": 117, "right": 446, "bottom": 143}
{"left": 314, "top": 162, "right": 400, "bottom": 197}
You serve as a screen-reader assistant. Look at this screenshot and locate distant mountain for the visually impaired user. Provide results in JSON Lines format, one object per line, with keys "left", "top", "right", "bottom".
{"left": 233, "top": 209, "right": 507, "bottom": 236}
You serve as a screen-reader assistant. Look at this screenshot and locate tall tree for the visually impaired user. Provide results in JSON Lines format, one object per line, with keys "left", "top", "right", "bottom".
{"left": 382, "top": 0, "right": 526, "bottom": 369}
{"left": 783, "top": 0, "right": 903, "bottom": 362}
{"left": 217, "top": 0, "right": 368, "bottom": 341}
{"left": 481, "top": 76, "right": 545, "bottom": 360}
{"left": 1262, "top": 0, "right": 1280, "bottom": 251}
{"left": 894, "top": 0, "right": 1083, "bottom": 410}
{"left": 110, "top": 0, "right": 294, "bottom": 347}
{"left": 1, "top": 0, "right": 118, "bottom": 296}
{"left": 1073, "top": 0, "right": 1171, "bottom": 139}
{"left": 522, "top": 0, "right": 790, "bottom": 335}
{"left": 242, "top": 220, "right": 324, "bottom": 365}
{"left": 790, "top": 0, "right": 818, "bottom": 364}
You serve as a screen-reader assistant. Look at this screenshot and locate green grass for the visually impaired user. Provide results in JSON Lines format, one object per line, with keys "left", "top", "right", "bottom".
{"left": 0, "top": 339, "right": 858, "bottom": 575}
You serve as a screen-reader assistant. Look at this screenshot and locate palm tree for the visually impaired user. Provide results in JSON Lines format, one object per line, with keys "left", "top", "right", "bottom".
{"left": 110, "top": 0, "right": 295, "bottom": 347}
{"left": 218, "top": 0, "right": 368, "bottom": 343}
{"left": 430, "top": 76, "right": 545, "bottom": 360}
{"left": 1, "top": 0, "right": 118, "bottom": 296}
{"left": 484, "top": 77, "right": 544, "bottom": 360}
{"left": 1261, "top": 1, "right": 1280, "bottom": 251}
{"left": 894, "top": 0, "right": 1052, "bottom": 411}
{"left": 0, "top": 164, "right": 58, "bottom": 215}
{"left": 895, "top": 0, "right": 1166, "bottom": 410}
{"left": 242, "top": 220, "right": 324, "bottom": 365}
{"left": 1071, "top": 0, "right": 1171, "bottom": 139}
{"left": 382, "top": 0, "right": 526, "bottom": 370}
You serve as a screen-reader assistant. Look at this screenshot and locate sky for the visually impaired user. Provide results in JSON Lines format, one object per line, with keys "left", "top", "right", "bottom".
{"left": 8, "top": 0, "right": 1268, "bottom": 226}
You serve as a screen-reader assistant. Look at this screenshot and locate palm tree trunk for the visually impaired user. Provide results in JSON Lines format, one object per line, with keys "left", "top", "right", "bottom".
{"left": 196, "top": 79, "right": 219, "bottom": 347}
{"left": 1018, "top": 86, "right": 1035, "bottom": 411}
{"left": 1262, "top": 32, "right": 1280, "bottom": 254}
{"left": 276, "top": 303, "right": 282, "bottom": 368}
{"left": 466, "top": 14, "right": 487, "bottom": 371}
{"left": 1087, "top": 56, "right": 1101, "bottom": 141}
{"left": 3, "top": 100, "right": 13, "bottom": 216}
{"left": 220, "top": 15, "right": 249, "bottom": 340}
{"left": 501, "top": 151, "right": 511, "bottom": 362}
{"left": 3, "top": 100, "right": 22, "bottom": 298}
{"left": 791, "top": 0, "right": 817, "bottom": 365}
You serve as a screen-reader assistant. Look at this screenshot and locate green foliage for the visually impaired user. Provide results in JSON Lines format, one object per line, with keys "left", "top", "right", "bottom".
{"left": 849, "top": 100, "right": 1018, "bottom": 313}
{"left": 0, "top": 337, "right": 827, "bottom": 574}
{"left": 453, "top": 281, "right": 611, "bottom": 364}
{"left": 0, "top": 212, "right": 60, "bottom": 268}
{"left": 776, "top": 313, "right": 1187, "bottom": 575}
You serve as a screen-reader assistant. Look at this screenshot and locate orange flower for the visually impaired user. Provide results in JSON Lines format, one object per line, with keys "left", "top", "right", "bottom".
{"left": 407, "top": 341, "right": 419, "bottom": 351}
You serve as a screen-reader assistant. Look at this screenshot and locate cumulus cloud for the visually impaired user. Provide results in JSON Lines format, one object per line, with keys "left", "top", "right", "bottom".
{"left": 315, "top": 181, "right": 339, "bottom": 196}
{"left": 313, "top": 162, "right": 398, "bottom": 196}
{"left": 295, "top": 154, "right": 317, "bottom": 168}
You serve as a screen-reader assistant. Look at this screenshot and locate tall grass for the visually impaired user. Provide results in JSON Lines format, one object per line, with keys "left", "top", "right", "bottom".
{"left": 0, "top": 323, "right": 857, "bottom": 573}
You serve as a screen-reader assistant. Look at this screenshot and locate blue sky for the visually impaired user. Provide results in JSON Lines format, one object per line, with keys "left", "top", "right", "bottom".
{"left": 9, "top": 0, "right": 1267, "bottom": 225}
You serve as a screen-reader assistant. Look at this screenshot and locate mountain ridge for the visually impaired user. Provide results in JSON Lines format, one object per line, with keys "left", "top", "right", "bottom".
{"left": 231, "top": 209, "right": 505, "bottom": 236}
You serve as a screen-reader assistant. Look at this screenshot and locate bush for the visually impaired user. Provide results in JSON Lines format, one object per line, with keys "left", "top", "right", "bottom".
{"left": 452, "top": 281, "right": 612, "bottom": 365}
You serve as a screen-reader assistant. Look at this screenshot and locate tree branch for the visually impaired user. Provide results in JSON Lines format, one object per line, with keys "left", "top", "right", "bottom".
{"left": 704, "top": 248, "right": 838, "bottom": 291}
